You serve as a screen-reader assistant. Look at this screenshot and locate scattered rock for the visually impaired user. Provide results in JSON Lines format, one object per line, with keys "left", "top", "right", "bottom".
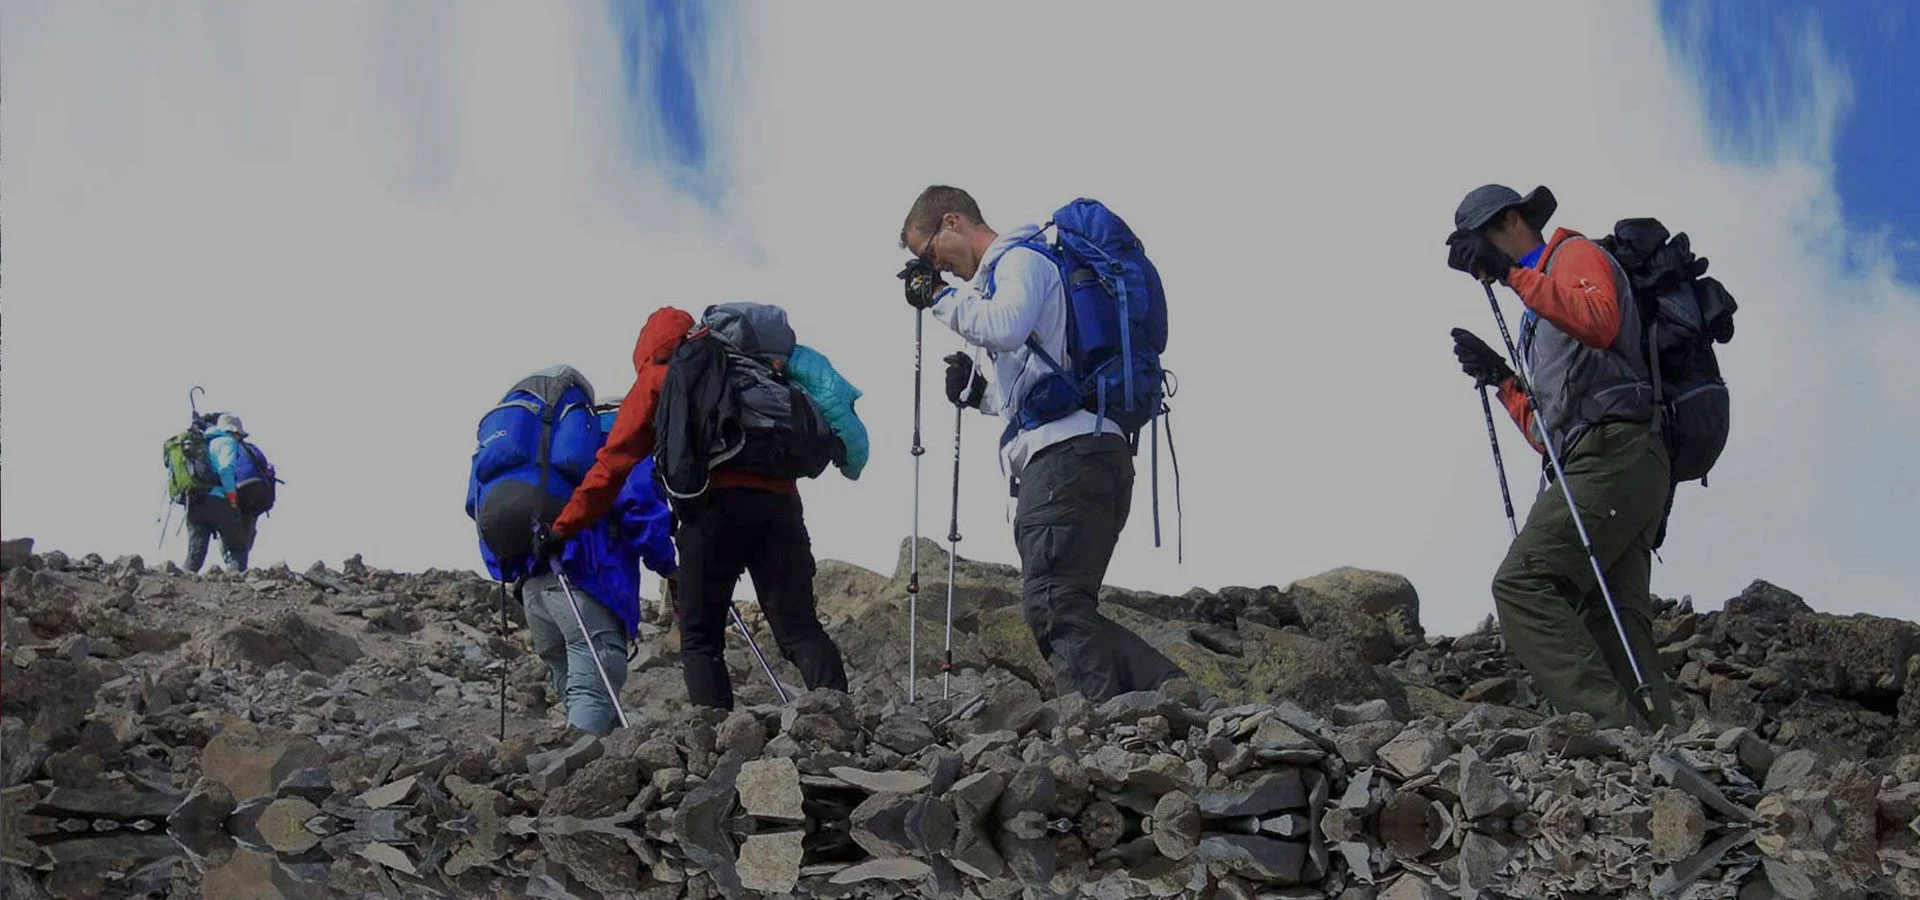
{"left": 1650, "top": 788, "right": 1708, "bottom": 862}
{"left": 738, "top": 758, "right": 805, "bottom": 822}
{"left": 200, "top": 718, "right": 327, "bottom": 801}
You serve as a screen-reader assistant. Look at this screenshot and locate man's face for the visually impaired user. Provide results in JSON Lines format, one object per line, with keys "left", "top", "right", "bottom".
{"left": 1482, "top": 210, "right": 1534, "bottom": 259}
{"left": 907, "top": 213, "right": 978, "bottom": 280}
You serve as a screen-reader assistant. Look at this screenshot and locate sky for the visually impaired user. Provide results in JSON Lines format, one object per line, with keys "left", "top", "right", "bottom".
{"left": 2, "top": 1, "right": 1915, "bottom": 636}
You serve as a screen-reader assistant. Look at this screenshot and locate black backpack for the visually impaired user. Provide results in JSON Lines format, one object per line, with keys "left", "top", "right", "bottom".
{"left": 1597, "top": 219, "right": 1738, "bottom": 485}
{"left": 653, "top": 303, "right": 841, "bottom": 502}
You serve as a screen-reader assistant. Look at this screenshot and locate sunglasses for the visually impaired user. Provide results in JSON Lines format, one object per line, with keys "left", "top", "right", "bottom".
{"left": 916, "top": 219, "right": 948, "bottom": 267}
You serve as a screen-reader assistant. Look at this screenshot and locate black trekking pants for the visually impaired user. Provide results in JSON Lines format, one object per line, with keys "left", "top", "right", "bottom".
{"left": 676, "top": 488, "right": 849, "bottom": 710}
{"left": 1015, "top": 433, "right": 1186, "bottom": 702}
{"left": 184, "top": 494, "right": 256, "bottom": 573}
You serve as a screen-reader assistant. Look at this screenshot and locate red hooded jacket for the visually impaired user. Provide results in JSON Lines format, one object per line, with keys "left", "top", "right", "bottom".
{"left": 553, "top": 307, "right": 794, "bottom": 537}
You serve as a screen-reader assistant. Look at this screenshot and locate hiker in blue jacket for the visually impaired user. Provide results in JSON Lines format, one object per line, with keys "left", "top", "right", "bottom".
{"left": 185, "top": 414, "right": 261, "bottom": 573}
{"left": 494, "top": 456, "right": 677, "bottom": 735}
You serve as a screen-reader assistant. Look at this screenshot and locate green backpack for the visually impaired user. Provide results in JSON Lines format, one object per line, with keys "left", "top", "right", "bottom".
{"left": 163, "top": 428, "right": 220, "bottom": 504}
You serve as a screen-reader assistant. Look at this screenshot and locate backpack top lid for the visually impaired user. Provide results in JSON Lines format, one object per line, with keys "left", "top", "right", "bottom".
{"left": 1051, "top": 198, "right": 1144, "bottom": 257}
{"left": 506, "top": 364, "right": 596, "bottom": 409}
{"left": 703, "top": 303, "right": 796, "bottom": 362}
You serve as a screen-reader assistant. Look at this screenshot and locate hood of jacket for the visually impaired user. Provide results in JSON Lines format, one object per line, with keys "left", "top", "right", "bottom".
{"left": 634, "top": 307, "right": 696, "bottom": 376}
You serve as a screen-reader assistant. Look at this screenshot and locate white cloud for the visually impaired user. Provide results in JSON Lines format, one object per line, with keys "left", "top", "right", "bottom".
{"left": 2, "top": 2, "right": 1914, "bottom": 635}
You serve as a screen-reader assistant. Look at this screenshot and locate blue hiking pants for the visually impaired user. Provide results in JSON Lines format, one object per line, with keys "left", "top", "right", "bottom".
{"left": 522, "top": 571, "right": 629, "bottom": 735}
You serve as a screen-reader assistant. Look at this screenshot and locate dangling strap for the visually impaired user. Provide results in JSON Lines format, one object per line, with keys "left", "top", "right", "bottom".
{"left": 1151, "top": 416, "right": 1162, "bottom": 549}
{"left": 1163, "top": 406, "right": 1184, "bottom": 564}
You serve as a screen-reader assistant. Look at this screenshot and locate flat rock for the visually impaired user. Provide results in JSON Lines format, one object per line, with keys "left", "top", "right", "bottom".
{"left": 830, "top": 766, "right": 932, "bottom": 794}
{"left": 355, "top": 775, "right": 417, "bottom": 810}
{"left": 737, "top": 758, "right": 805, "bottom": 822}
{"left": 358, "top": 841, "right": 418, "bottom": 876}
{"left": 1650, "top": 788, "right": 1708, "bottom": 862}
{"left": 167, "top": 778, "right": 236, "bottom": 838}
{"left": 1763, "top": 748, "right": 1825, "bottom": 794}
{"left": 541, "top": 756, "right": 639, "bottom": 819}
{"left": 30, "top": 788, "right": 180, "bottom": 821}
{"left": 1198, "top": 771, "right": 1306, "bottom": 817}
{"left": 947, "top": 771, "right": 1005, "bottom": 826}
{"left": 255, "top": 797, "right": 322, "bottom": 855}
{"left": 851, "top": 791, "right": 918, "bottom": 858}
{"left": 1376, "top": 726, "right": 1455, "bottom": 780}
{"left": 874, "top": 715, "right": 936, "bottom": 755}
{"left": 1197, "top": 834, "right": 1307, "bottom": 884}
{"left": 1457, "top": 750, "right": 1525, "bottom": 820}
{"left": 736, "top": 830, "right": 804, "bottom": 894}
{"left": 829, "top": 857, "right": 934, "bottom": 884}
{"left": 528, "top": 735, "right": 604, "bottom": 792}
{"left": 200, "top": 718, "right": 327, "bottom": 801}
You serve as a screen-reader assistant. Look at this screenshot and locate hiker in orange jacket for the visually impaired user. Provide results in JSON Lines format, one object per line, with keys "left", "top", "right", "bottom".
{"left": 1446, "top": 184, "right": 1674, "bottom": 730}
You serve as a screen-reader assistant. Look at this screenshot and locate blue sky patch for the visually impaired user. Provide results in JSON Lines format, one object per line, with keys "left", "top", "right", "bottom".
{"left": 1658, "top": 0, "right": 1919, "bottom": 282}
{"left": 606, "top": 0, "right": 722, "bottom": 207}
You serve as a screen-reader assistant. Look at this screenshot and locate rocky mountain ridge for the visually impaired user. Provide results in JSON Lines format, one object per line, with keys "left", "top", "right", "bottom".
{"left": 5, "top": 535, "right": 1920, "bottom": 898}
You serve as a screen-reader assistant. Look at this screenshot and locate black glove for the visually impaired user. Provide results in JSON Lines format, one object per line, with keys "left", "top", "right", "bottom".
{"left": 530, "top": 519, "right": 566, "bottom": 561}
{"left": 944, "top": 352, "right": 986, "bottom": 408}
{"left": 897, "top": 259, "right": 948, "bottom": 310}
{"left": 1445, "top": 229, "right": 1515, "bottom": 284}
{"left": 1451, "top": 328, "right": 1514, "bottom": 389}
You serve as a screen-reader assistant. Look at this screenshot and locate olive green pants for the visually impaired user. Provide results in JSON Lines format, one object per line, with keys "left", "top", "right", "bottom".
{"left": 1493, "top": 421, "right": 1674, "bottom": 730}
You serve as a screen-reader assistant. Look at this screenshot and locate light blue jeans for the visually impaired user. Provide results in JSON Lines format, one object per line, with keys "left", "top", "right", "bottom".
{"left": 522, "top": 571, "right": 629, "bottom": 736}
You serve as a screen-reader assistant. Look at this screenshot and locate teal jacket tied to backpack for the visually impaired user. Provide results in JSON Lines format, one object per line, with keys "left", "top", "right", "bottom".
{"left": 204, "top": 428, "right": 245, "bottom": 499}
{"left": 785, "top": 344, "right": 869, "bottom": 479}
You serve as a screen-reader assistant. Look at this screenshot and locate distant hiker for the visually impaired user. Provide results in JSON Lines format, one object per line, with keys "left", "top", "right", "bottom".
{"left": 1444, "top": 183, "right": 1676, "bottom": 730}
{"left": 468, "top": 366, "right": 676, "bottom": 735}
{"left": 548, "top": 305, "right": 858, "bottom": 710}
{"left": 182, "top": 414, "right": 276, "bottom": 573}
{"left": 897, "top": 185, "right": 1187, "bottom": 703}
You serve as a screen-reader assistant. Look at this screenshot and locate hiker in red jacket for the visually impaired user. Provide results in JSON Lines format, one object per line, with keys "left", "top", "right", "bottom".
{"left": 545, "top": 306, "right": 849, "bottom": 710}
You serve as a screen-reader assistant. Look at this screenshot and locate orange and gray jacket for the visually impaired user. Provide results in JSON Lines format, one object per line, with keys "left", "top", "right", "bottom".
{"left": 1496, "top": 228, "right": 1653, "bottom": 455}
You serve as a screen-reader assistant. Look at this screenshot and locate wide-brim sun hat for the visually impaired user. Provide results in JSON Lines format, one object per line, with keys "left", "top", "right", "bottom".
{"left": 1451, "top": 183, "right": 1557, "bottom": 236}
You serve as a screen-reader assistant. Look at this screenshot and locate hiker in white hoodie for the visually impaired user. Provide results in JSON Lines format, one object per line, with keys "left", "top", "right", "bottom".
{"left": 897, "top": 184, "right": 1188, "bottom": 703}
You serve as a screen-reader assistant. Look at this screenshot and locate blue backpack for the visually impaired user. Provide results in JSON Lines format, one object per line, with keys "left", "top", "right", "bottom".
{"left": 232, "top": 439, "right": 280, "bottom": 517}
{"left": 466, "top": 365, "right": 604, "bottom": 578}
{"left": 984, "top": 198, "right": 1182, "bottom": 558}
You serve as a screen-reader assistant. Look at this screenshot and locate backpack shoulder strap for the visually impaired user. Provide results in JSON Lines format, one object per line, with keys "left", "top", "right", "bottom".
{"left": 980, "top": 234, "right": 1059, "bottom": 300}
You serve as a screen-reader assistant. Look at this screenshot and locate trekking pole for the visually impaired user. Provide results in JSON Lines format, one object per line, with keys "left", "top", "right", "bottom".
{"left": 907, "top": 309, "right": 926, "bottom": 702}
{"left": 1480, "top": 283, "right": 1653, "bottom": 717}
{"left": 157, "top": 491, "right": 175, "bottom": 550}
{"left": 1476, "top": 386, "right": 1519, "bottom": 538}
{"left": 943, "top": 402, "right": 963, "bottom": 699}
{"left": 498, "top": 580, "right": 509, "bottom": 742}
{"left": 549, "top": 561, "right": 631, "bottom": 731}
{"left": 729, "top": 601, "right": 791, "bottom": 704}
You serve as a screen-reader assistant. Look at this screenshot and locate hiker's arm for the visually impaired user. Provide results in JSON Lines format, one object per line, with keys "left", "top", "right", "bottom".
{"left": 623, "top": 469, "right": 678, "bottom": 578}
{"left": 555, "top": 388, "right": 657, "bottom": 536}
{"left": 1497, "top": 376, "right": 1546, "bottom": 454}
{"left": 931, "top": 251, "right": 1052, "bottom": 354}
{"left": 1507, "top": 241, "right": 1621, "bottom": 348}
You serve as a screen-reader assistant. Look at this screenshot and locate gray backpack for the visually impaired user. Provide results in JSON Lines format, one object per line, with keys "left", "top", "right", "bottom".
{"left": 653, "top": 304, "right": 842, "bottom": 500}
